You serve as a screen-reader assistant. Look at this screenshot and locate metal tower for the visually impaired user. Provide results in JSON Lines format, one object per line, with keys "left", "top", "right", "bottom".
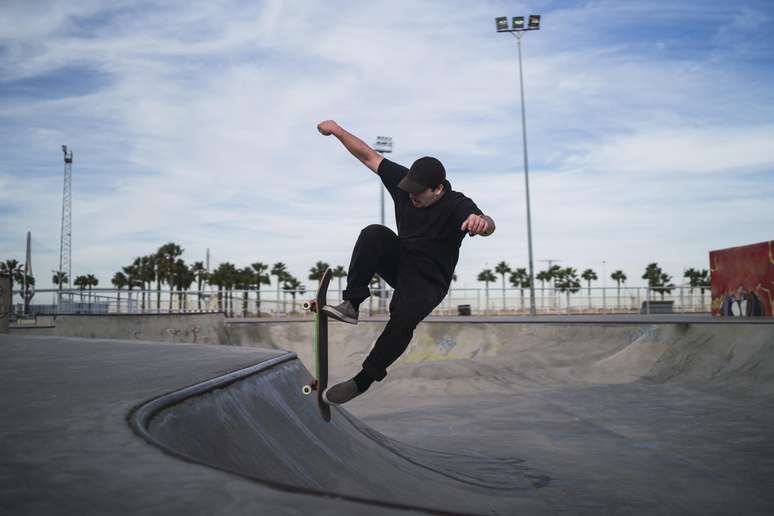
{"left": 59, "top": 145, "right": 73, "bottom": 289}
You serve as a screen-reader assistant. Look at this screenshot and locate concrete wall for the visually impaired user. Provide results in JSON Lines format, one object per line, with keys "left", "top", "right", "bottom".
{"left": 0, "top": 276, "right": 9, "bottom": 334}
{"left": 43, "top": 313, "right": 229, "bottom": 345}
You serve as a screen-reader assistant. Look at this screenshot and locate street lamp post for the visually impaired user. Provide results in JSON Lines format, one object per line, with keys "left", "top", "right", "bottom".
{"left": 373, "top": 136, "right": 393, "bottom": 313}
{"left": 496, "top": 15, "right": 541, "bottom": 316}
{"left": 602, "top": 260, "right": 607, "bottom": 314}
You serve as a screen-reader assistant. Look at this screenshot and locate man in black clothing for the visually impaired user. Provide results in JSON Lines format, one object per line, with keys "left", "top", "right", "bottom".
{"left": 317, "top": 120, "right": 496, "bottom": 405}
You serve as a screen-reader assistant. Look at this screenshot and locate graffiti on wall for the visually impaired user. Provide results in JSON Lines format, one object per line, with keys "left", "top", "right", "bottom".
{"left": 710, "top": 240, "right": 774, "bottom": 317}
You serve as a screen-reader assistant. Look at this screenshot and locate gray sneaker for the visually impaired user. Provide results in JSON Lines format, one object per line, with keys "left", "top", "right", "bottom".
{"left": 322, "top": 379, "right": 362, "bottom": 406}
{"left": 322, "top": 300, "right": 359, "bottom": 325}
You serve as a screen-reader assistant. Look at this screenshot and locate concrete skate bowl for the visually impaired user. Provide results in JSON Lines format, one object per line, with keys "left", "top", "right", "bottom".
{"left": 130, "top": 352, "right": 550, "bottom": 516}
{"left": 132, "top": 321, "right": 774, "bottom": 515}
{"left": 227, "top": 321, "right": 774, "bottom": 397}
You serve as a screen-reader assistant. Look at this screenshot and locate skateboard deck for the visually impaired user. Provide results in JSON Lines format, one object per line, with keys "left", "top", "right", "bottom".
{"left": 301, "top": 267, "right": 332, "bottom": 420}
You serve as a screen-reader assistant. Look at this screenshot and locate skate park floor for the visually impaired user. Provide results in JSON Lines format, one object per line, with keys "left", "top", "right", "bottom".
{"left": 2, "top": 317, "right": 774, "bottom": 515}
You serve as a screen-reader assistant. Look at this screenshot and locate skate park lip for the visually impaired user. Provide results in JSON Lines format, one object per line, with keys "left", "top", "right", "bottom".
{"left": 128, "top": 351, "right": 498, "bottom": 516}
{"left": 226, "top": 313, "right": 774, "bottom": 324}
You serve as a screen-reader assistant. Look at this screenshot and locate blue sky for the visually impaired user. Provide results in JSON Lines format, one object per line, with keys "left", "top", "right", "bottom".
{"left": 1, "top": 0, "right": 773, "bottom": 290}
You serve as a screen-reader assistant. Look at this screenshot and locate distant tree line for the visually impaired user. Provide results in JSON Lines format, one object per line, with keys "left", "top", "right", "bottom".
{"left": 2, "top": 249, "right": 712, "bottom": 314}
{"left": 475, "top": 261, "right": 712, "bottom": 308}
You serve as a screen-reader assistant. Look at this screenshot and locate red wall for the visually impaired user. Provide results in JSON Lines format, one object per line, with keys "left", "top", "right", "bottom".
{"left": 710, "top": 240, "right": 774, "bottom": 317}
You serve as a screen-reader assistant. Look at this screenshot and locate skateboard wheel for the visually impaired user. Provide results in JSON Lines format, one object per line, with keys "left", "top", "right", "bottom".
{"left": 302, "top": 384, "right": 313, "bottom": 395}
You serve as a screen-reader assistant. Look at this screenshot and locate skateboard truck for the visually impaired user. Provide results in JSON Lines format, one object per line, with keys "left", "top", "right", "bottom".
{"left": 302, "top": 379, "right": 319, "bottom": 396}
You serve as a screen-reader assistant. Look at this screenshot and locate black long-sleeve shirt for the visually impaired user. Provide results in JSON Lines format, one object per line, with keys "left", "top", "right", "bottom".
{"left": 378, "top": 158, "right": 483, "bottom": 289}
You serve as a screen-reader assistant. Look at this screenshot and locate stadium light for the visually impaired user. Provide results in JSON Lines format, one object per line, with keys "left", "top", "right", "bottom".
{"left": 494, "top": 14, "right": 542, "bottom": 316}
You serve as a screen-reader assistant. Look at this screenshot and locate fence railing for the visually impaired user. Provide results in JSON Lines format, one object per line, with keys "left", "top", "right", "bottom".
{"left": 9, "top": 286, "right": 713, "bottom": 319}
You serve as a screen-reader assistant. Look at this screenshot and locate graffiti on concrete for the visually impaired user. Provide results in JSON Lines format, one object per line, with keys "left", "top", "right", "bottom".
{"left": 437, "top": 335, "right": 457, "bottom": 352}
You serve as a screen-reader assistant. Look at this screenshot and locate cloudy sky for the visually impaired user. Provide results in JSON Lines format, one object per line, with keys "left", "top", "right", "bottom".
{"left": 1, "top": 0, "right": 773, "bottom": 291}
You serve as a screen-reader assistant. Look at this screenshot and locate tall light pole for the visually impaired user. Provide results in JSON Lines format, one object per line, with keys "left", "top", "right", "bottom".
{"left": 373, "top": 136, "right": 393, "bottom": 312}
{"left": 496, "top": 14, "right": 541, "bottom": 316}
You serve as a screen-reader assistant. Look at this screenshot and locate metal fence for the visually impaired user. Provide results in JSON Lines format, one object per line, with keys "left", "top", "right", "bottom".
{"left": 9, "top": 285, "right": 713, "bottom": 319}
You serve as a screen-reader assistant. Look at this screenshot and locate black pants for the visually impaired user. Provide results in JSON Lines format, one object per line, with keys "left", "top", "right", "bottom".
{"left": 343, "top": 224, "right": 446, "bottom": 381}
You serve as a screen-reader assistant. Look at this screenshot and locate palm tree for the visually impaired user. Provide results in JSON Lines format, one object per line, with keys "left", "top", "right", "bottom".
{"left": 22, "top": 273, "right": 35, "bottom": 313}
{"left": 188, "top": 261, "right": 207, "bottom": 311}
{"left": 271, "top": 262, "right": 288, "bottom": 313}
{"left": 138, "top": 255, "right": 156, "bottom": 311}
{"left": 210, "top": 262, "right": 238, "bottom": 316}
{"left": 332, "top": 265, "right": 347, "bottom": 302}
{"left": 282, "top": 275, "right": 305, "bottom": 313}
{"left": 684, "top": 267, "right": 711, "bottom": 311}
{"left": 223, "top": 263, "right": 239, "bottom": 317}
{"left": 156, "top": 243, "right": 184, "bottom": 312}
{"left": 236, "top": 267, "right": 255, "bottom": 317}
{"left": 642, "top": 262, "right": 673, "bottom": 301}
{"left": 547, "top": 265, "right": 563, "bottom": 309}
{"left": 52, "top": 271, "right": 68, "bottom": 291}
{"left": 208, "top": 267, "right": 224, "bottom": 312}
{"left": 122, "top": 263, "right": 142, "bottom": 312}
{"left": 536, "top": 269, "right": 551, "bottom": 309}
{"left": 683, "top": 267, "right": 699, "bottom": 310}
{"left": 581, "top": 269, "right": 598, "bottom": 309}
{"left": 477, "top": 269, "right": 496, "bottom": 314}
{"left": 611, "top": 270, "right": 627, "bottom": 309}
{"left": 494, "top": 261, "right": 511, "bottom": 311}
{"left": 52, "top": 271, "right": 69, "bottom": 308}
{"left": 0, "top": 259, "right": 23, "bottom": 293}
{"left": 85, "top": 274, "right": 99, "bottom": 305}
{"left": 250, "top": 262, "right": 271, "bottom": 316}
{"left": 112, "top": 272, "right": 128, "bottom": 312}
{"left": 556, "top": 267, "right": 581, "bottom": 312}
{"left": 73, "top": 275, "right": 87, "bottom": 307}
{"left": 170, "top": 259, "right": 193, "bottom": 312}
{"left": 308, "top": 261, "right": 330, "bottom": 287}
{"left": 509, "top": 268, "right": 530, "bottom": 312}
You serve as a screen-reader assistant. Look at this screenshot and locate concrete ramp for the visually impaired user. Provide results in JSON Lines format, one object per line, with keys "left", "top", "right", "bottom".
{"left": 133, "top": 354, "right": 550, "bottom": 515}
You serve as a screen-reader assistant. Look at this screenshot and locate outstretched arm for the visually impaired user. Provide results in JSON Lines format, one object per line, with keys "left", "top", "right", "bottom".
{"left": 317, "top": 120, "right": 384, "bottom": 174}
{"left": 461, "top": 214, "right": 496, "bottom": 237}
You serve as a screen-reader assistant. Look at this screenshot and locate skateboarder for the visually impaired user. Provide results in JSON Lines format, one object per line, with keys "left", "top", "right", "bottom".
{"left": 317, "top": 120, "right": 496, "bottom": 405}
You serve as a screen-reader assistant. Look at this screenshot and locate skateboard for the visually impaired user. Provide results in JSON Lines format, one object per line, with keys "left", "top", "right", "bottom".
{"left": 301, "top": 267, "right": 332, "bottom": 419}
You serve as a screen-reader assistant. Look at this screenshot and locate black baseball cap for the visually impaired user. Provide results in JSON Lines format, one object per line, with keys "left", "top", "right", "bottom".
{"left": 398, "top": 156, "right": 446, "bottom": 194}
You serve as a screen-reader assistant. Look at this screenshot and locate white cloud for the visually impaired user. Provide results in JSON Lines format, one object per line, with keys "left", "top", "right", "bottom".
{"left": 1, "top": 0, "right": 772, "bottom": 292}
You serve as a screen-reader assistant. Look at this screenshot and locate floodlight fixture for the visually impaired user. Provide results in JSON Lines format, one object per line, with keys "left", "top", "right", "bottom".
{"left": 495, "top": 14, "right": 541, "bottom": 33}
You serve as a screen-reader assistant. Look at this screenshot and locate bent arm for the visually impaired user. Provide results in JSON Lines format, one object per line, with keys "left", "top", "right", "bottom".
{"left": 317, "top": 120, "right": 384, "bottom": 174}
